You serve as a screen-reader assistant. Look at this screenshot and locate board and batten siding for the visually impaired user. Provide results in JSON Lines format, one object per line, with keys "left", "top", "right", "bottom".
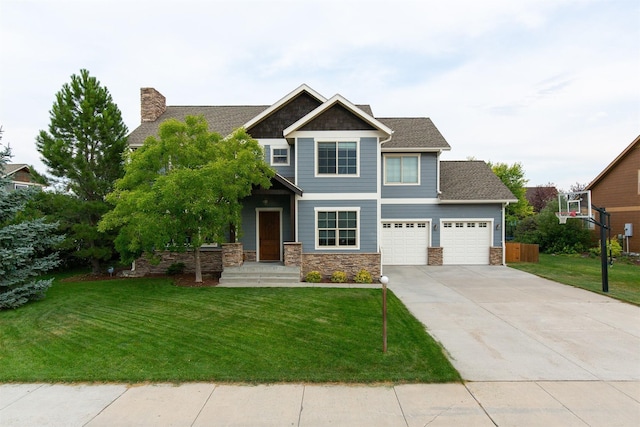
{"left": 297, "top": 199, "right": 378, "bottom": 253}
{"left": 381, "top": 152, "right": 438, "bottom": 198}
{"left": 381, "top": 203, "right": 504, "bottom": 247}
{"left": 296, "top": 137, "right": 378, "bottom": 193}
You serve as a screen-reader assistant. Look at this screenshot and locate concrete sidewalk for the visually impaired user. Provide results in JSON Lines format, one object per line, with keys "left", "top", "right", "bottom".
{"left": 2, "top": 381, "right": 639, "bottom": 426}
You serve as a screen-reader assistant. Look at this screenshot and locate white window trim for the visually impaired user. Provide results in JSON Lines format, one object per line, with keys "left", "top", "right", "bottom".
{"left": 314, "top": 207, "right": 360, "bottom": 250}
{"left": 383, "top": 153, "right": 421, "bottom": 185}
{"left": 314, "top": 138, "right": 361, "bottom": 178}
{"left": 270, "top": 146, "right": 290, "bottom": 166}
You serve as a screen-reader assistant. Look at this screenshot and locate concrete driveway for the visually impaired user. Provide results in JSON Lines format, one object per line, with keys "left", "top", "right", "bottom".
{"left": 384, "top": 265, "right": 640, "bottom": 382}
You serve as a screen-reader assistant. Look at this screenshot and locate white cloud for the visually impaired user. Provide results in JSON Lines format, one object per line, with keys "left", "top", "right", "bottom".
{"left": 0, "top": 0, "right": 638, "bottom": 192}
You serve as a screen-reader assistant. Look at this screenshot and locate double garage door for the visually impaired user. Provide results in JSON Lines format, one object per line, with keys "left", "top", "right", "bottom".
{"left": 381, "top": 220, "right": 491, "bottom": 265}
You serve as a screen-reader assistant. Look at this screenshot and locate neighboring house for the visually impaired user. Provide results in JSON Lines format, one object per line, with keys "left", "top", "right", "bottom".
{"left": 128, "top": 85, "right": 516, "bottom": 278}
{"left": 586, "top": 135, "right": 640, "bottom": 253}
{"left": 2, "top": 164, "right": 45, "bottom": 192}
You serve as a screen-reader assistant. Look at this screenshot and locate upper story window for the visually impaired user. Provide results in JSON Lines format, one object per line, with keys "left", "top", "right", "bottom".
{"left": 317, "top": 141, "right": 358, "bottom": 176}
{"left": 14, "top": 183, "right": 30, "bottom": 190}
{"left": 384, "top": 154, "right": 419, "bottom": 184}
{"left": 271, "top": 147, "right": 289, "bottom": 166}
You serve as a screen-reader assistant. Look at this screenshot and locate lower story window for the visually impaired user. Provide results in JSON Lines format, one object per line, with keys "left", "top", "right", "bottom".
{"left": 317, "top": 210, "right": 358, "bottom": 248}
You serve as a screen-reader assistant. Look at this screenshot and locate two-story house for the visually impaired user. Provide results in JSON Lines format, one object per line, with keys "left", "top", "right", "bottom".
{"left": 128, "top": 84, "right": 515, "bottom": 280}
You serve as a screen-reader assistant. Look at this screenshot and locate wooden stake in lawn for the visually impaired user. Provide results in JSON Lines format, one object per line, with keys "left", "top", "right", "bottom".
{"left": 380, "top": 275, "right": 389, "bottom": 353}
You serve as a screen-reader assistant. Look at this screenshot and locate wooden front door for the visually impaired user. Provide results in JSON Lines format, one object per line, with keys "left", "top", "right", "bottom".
{"left": 259, "top": 210, "right": 281, "bottom": 261}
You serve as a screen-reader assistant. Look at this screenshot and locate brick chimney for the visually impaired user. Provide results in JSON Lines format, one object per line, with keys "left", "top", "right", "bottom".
{"left": 140, "top": 88, "right": 166, "bottom": 122}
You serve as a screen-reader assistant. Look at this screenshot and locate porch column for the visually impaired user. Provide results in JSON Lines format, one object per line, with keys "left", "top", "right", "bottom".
{"left": 222, "top": 243, "right": 243, "bottom": 268}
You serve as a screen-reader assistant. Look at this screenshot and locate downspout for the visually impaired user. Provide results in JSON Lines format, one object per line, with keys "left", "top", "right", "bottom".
{"left": 436, "top": 150, "right": 442, "bottom": 196}
{"left": 502, "top": 202, "right": 509, "bottom": 265}
{"left": 379, "top": 131, "right": 393, "bottom": 276}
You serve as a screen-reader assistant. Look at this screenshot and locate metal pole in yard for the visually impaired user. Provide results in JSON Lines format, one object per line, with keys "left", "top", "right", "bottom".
{"left": 380, "top": 276, "right": 389, "bottom": 353}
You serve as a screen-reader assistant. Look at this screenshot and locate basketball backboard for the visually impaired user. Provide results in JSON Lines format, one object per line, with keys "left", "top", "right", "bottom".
{"left": 556, "top": 190, "right": 593, "bottom": 224}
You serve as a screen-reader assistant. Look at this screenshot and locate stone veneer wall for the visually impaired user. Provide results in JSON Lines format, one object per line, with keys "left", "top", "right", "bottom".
{"left": 284, "top": 243, "right": 302, "bottom": 267}
{"left": 243, "top": 251, "right": 256, "bottom": 262}
{"left": 302, "top": 253, "right": 381, "bottom": 281}
{"left": 428, "top": 247, "right": 443, "bottom": 266}
{"left": 222, "top": 243, "right": 244, "bottom": 267}
{"left": 490, "top": 247, "right": 503, "bottom": 265}
{"left": 133, "top": 250, "right": 222, "bottom": 275}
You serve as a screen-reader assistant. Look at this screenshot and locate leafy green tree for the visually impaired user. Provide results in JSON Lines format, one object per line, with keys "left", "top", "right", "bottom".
{"left": 36, "top": 69, "right": 128, "bottom": 273}
{"left": 514, "top": 199, "right": 591, "bottom": 254}
{"left": 489, "top": 161, "right": 534, "bottom": 223}
{"left": 1, "top": 134, "right": 63, "bottom": 309}
{"left": 99, "top": 116, "right": 274, "bottom": 282}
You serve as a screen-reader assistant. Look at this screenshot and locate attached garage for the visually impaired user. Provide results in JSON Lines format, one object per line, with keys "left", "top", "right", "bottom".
{"left": 381, "top": 221, "right": 429, "bottom": 265}
{"left": 440, "top": 220, "right": 492, "bottom": 265}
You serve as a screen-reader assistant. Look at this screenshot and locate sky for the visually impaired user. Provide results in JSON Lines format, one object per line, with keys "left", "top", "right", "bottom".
{"left": 1, "top": 0, "right": 638, "bottom": 191}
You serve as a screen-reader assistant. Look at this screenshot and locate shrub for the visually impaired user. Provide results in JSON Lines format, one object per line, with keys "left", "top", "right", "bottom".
{"left": 305, "top": 270, "right": 322, "bottom": 283}
{"left": 166, "top": 262, "right": 186, "bottom": 275}
{"left": 331, "top": 271, "right": 348, "bottom": 283}
{"left": 514, "top": 199, "right": 591, "bottom": 254}
{"left": 589, "top": 238, "right": 623, "bottom": 258}
{"left": 354, "top": 269, "right": 373, "bottom": 284}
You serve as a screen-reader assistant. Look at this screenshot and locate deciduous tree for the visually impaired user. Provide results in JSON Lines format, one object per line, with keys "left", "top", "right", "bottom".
{"left": 489, "top": 161, "right": 534, "bottom": 222}
{"left": 99, "top": 116, "right": 274, "bottom": 282}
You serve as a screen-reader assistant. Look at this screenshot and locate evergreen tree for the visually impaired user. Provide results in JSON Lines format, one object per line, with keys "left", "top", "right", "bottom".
{"left": 1, "top": 132, "right": 63, "bottom": 309}
{"left": 36, "top": 69, "right": 128, "bottom": 273}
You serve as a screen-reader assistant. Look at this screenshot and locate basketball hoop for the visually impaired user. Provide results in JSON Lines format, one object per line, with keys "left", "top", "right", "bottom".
{"left": 557, "top": 191, "right": 593, "bottom": 224}
{"left": 555, "top": 213, "right": 568, "bottom": 224}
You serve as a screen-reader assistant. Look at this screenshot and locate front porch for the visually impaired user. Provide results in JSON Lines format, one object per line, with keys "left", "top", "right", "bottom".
{"left": 129, "top": 242, "right": 380, "bottom": 283}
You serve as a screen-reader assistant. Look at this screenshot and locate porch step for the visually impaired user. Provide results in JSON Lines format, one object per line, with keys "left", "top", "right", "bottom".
{"left": 219, "top": 263, "right": 301, "bottom": 285}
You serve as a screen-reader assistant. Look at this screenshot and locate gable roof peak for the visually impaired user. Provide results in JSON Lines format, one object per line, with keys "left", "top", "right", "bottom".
{"left": 243, "top": 84, "right": 327, "bottom": 130}
{"left": 283, "top": 93, "right": 393, "bottom": 137}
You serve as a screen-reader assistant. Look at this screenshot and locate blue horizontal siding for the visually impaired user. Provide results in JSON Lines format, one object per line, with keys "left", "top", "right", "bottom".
{"left": 381, "top": 153, "right": 437, "bottom": 198}
{"left": 298, "top": 199, "right": 378, "bottom": 253}
{"left": 296, "top": 137, "right": 377, "bottom": 193}
{"left": 264, "top": 144, "right": 295, "bottom": 177}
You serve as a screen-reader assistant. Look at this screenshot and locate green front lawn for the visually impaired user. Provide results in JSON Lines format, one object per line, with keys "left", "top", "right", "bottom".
{"left": 0, "top": 277, "right": 459, "bottom": 384}
{"left": 510, "top": 254, "right": 640, "bottom": 305}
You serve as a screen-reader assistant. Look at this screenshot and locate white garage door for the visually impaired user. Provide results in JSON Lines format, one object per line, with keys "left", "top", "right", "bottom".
{"left": 441, "top": 221, "right": 491, "bottom": 265}
{"left": 381, "top": 222, "right": 429, "bottom": 265}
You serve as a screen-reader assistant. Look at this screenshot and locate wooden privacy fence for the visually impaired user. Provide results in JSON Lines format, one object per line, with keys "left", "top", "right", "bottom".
{"left": 506, "top": 242, "right": 539, "bottom": 263}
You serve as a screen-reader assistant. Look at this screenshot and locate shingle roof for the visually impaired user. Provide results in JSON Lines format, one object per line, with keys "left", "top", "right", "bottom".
{"left": 2, "top": 164, "right": 29, "bottom": 177}
{"left": 128, "top": 106, "right": 269, "bottom": 146}
{"left": 378, "top": 118, "right": 450, "bottom": 150}
{"left": 129, "top": 104, "right": 377, "bottom": 147}
{"left": 439, "top": 161, "right": 516, "bottom": 202}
